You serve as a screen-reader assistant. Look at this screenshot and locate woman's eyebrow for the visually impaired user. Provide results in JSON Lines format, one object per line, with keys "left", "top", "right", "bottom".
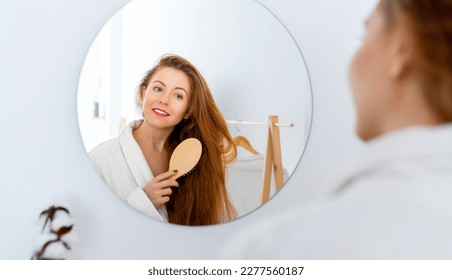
{"left": 175, "top": 87, "right": 188, "bottom": 94}
{"left": 152, "top": 80, "right": 165, "bottom": 86}
{"left": 152, "top": 80, "right": 188, "bottom": 94}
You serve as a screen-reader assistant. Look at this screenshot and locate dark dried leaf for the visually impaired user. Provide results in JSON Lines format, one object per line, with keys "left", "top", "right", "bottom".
{"left": 52, "top": 225, "right": 74, "bottom": 237}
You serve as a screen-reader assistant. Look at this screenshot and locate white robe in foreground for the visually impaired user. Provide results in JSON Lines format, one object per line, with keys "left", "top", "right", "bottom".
{"left": 221, "top": 124, "right": 452, "bottom": 259}
{"left": 89, "top": 120, "right": 168, "bottom": 221}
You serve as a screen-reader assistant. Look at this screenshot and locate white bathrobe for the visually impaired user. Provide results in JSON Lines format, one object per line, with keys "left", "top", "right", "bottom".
{"left": 222, "top": 124, "right": 452, "bottom": 259}
{"left": 89, "top": 120, "right": 168, "bottom": 221}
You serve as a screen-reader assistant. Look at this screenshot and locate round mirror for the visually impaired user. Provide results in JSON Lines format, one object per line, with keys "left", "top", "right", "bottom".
{"left": 77, "top": 0, "right": 312, "bottom": 225}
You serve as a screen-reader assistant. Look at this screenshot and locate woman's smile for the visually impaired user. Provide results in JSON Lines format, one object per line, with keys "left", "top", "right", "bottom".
{"left": 152, "top": 107, "right": 170, "bottom": 117}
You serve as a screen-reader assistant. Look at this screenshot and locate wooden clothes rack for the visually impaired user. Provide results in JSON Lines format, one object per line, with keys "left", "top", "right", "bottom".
{"left": 261, "top": 115, "right": 284, "bottom": 204}
{"left": 227, "top": 115, "right": 293, "bottom": 205}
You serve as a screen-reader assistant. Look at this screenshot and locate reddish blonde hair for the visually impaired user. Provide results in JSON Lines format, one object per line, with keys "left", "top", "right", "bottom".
{"left": 137, "top": 55, "right": 237, "bottom": 226}
{"left": 379, "top": 0, "right": 452, "bottom": 120}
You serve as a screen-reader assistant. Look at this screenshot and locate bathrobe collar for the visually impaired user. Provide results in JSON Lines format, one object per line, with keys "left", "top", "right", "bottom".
{"left": 332, "top": 123, "right": 452, "bottom": 193}
{"left": 118, "top": 120, "right": 154, "bottom": 188}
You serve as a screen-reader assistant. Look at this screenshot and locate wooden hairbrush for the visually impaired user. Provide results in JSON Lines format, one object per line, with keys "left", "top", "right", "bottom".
{"left": 168, "top": 138, "right": 202, "bottom": 180}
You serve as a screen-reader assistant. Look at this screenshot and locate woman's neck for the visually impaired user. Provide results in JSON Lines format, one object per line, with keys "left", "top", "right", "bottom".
{"left": 133, "top": 121, "right": 172, "bottom": 176}
{"left": 381, "top": 82, "right": 445, "bottom": 135}
{"left": 133, "top": 121, "right": 173, "bottom": 152}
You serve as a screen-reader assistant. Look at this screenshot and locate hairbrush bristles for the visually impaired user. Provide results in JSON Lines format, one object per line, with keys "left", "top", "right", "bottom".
{"left": 184, "top": 164, "right": 198, "bottom": 176}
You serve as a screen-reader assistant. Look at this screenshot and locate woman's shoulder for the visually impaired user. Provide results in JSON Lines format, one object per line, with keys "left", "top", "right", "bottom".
{"left": 89, "top": 137, "right": 121, "bottom": 157}
{"left": 88, "top": 137, "right": 125, "bottom": 170}
{"left": 88, "top": 119, "right": 142, "bottom": 157}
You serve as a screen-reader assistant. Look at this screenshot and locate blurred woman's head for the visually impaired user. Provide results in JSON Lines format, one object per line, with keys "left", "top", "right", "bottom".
{"left": 349, "top": 0, "right": 452, "bottom": 140}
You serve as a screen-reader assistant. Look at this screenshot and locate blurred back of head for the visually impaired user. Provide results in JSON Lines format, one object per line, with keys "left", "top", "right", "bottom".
{"left": 379, "top": 0, "right": 452, "bottom": 121}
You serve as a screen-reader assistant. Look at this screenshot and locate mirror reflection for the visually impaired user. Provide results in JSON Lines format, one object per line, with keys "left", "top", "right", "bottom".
{"left": 77, "top": 0, "right": 312, "bottom": 225}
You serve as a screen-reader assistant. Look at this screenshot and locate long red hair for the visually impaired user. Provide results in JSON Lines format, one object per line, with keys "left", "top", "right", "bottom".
{"left": 137, "top": 55, "right": 237, "bottom": 225}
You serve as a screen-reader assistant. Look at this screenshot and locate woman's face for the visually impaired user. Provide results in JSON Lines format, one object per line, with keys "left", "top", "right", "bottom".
{"left": 141, "top": 67, "right": 191, "bottom": 130}
{"left": 349, "top": 5, "right": 395, "bottom": 140}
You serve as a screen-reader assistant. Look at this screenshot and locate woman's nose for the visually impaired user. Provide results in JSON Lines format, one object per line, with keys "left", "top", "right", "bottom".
{"left": 159, "top": 94, "right": 169, "bottom": 106}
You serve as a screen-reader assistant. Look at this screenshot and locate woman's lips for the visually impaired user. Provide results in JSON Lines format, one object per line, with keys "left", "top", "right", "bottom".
{"left": 152, "top": 108, "right": 169, "bottom": 117}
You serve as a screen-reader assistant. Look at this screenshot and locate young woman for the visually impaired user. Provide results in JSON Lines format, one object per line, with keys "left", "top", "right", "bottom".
{"left": 89, "top": 55, "right": 237, "bottom": 226}
{"left": 222, "top": 0, "right": 452, "bottom": 258}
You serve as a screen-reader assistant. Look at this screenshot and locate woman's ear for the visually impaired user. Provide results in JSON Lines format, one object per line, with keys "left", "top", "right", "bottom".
{"left": 389, "top": 60, "right": 404, "bottom": 80}
{"left": 184, "top": 113, "right": 190, "bottom": 120}
{"left": 388, "top": 15, "right": 414, "bottom": 80}
{"left": 389, "top": 44, "right": 410, "bottom": 79}
{"left": 139, "top": 86, "right": 146, "bottom": 107}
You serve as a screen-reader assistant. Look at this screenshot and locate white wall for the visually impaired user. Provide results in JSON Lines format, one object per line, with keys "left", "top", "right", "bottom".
{"left": 0, "top": 0, "right": 375, "bottom": 259}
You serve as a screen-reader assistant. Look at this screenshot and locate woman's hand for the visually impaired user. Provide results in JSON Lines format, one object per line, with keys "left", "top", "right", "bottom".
{"left": 143, "top": 170, "right": 179, "bottom": 208}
